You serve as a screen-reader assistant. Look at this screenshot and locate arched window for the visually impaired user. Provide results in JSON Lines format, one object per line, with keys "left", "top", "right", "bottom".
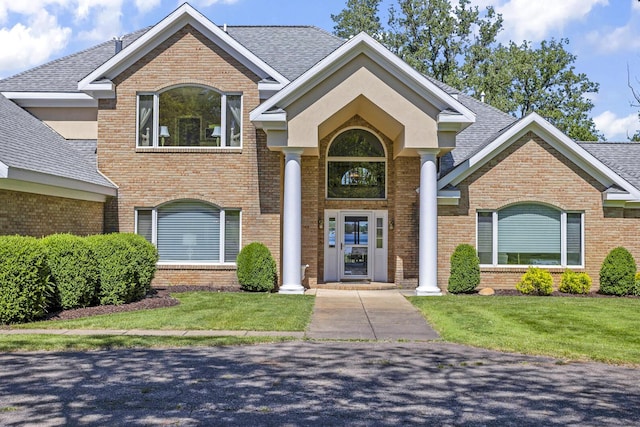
{"left": 137, "top": 85, "right": 241, "bottom": 148}
{"left": 136, "top": 200, "right": 241, "bottom": 263}
{"left": 477, "top": 203, "right": 583, "bottom": 266}
{"left": 327, "top": 129, "right": 386, "bottom": 199}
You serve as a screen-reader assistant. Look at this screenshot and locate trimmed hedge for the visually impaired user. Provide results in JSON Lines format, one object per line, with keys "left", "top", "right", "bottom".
{"left": 236, "top": 242, "right": 277, "bottom": 292}
{"left": 118, "top": 233, "right": 159, "bottom": 299}
{"left": 634, "top": 272, "right": 640, "bottom": 297}
{"left": 516, "top": 267, "right": 553, "bottom": 296}
{"left": 43, "top": 234, "right": 99, "bottom": 309}
{"left": 0, "top": 236, "right": 53, "bottom": 323}
{"left": 448, "top": 244, "right": 480, "bottom": 294}
{"left": 559, "top": 269, "right": 592, "bottom": 294}
{"left": 599, "top": 247, "right": 636, "bottom": 296}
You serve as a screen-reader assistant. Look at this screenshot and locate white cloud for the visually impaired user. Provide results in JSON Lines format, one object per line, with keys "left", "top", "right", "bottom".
{"left": 0, "top": 9, "right": 70, "bottom": 71}
{"left": 594, "top": 111, "right": 639, "bottom": 140}
{"left": 586, "top": 1, "right": 640, "bottom": 53}
{"left": 192, "top": 0, "right": 240, "bottom": 6}
{"left": 75, "top": 0, "right": 124, "bottom": 41}
{"left": 134, "top": 0, "right": 161, "bottom": 14}
{"left": 471, "top": 0, "right": 608, "bottom": 42}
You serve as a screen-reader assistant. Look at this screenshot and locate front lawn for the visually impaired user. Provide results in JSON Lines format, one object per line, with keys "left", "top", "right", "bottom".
{"left": 409, "top": 295, "right": 640, "bottom": 364}
{"left": 16, "top": 292, "right": 315, "bottom": 332}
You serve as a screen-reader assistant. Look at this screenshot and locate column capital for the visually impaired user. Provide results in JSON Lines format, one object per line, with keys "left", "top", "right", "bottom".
{"left": 417, "top": 148, "right": 440, "bottom": 159}
{"left": 282, "top": 147, "right": 305, "bottom": 158}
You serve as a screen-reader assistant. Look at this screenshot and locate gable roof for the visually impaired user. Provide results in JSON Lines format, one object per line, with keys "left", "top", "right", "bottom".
{"left": 0, "top": 94, "right": 115, "bottom": 195}
{"left": 438, "top": 112, "right": 640, "bottom": 202}
{"left": 77, "top": 3, "right": 290, "bottom": 97}
{"left": 251, "top": 32, "right": 476, "bottom": 128}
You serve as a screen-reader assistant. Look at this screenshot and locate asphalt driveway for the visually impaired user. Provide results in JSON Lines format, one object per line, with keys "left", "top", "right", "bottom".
{"left": 1, "top": 341, "right": 638, "bottom": 426}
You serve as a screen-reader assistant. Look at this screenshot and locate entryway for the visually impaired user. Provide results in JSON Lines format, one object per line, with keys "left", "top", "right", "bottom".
{"left": 324, "top": 210, "right": 388, "bottom": 283}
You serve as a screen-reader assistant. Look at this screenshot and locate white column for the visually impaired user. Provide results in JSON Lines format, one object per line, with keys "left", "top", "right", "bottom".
{"left": 279, "top": 148, "right": 305, "bottom": 294}
{"left": 416, "top": 149, "right": 442, "bottom": 296}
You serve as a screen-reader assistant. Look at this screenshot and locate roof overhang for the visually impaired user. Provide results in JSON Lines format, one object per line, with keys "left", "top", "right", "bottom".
{"left": 1, "top": 92, "right": 99, "bottom": 108}
{"left": 438, "top": 112, "right": 640, "bottom": 203}
{"left": 251, "top": 32, "right": 475, "bottom": 133}
{"left": 77, "top": 3, "right": 289, "bottom": 98}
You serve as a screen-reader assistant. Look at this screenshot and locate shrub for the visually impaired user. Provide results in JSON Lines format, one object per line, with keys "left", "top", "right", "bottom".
{"left": 0, "top": 236, "right": 53, "bottom": 323}
{"left": 117, "top": 233, "right": 158, "bottom": 299}
{"left": 559, "top": 269, "right": 592, "bottom": 294}
{"left": 516, "top": 267, "right": 553, "bottom": 296}
{"left": 42, "top": 234, "right": 99, "bottom": 309}
{"left": 86, "top": 234, "right": 140, "bottom": 305}
{"left": 599, "top": 247, "right": 636, "bottom": 296}
{"left": 448, "top": 244, "right": 480, "bottom": 294}
{"left": 236, "top": 242, "right": 277, "bottom": 292}
{"left": 632, "top": 272, "right": 640, "bottom": 297}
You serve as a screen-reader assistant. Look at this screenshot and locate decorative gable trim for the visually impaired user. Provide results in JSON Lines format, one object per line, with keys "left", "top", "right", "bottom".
{"left": 251, "top": 32, "right": 475, "bottom": 130}
{"left": 78, "top": 3, "right": 289, "bottom": 98}
{"left": 438, "top": 112, "right": 640, "bottom": 203}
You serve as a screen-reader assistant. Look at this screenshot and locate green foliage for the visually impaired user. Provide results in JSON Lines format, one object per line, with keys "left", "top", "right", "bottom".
{"left": 117, "top": 233, "right": 158, "bottom": 298}
{"left": 599, "top": 247, "right": 637, "bottom": 296}
{"left": 0, "top": 236, "right": 53, "bottom": 323}
{"left": 447, "top": 244, "right": 480, "bottom": 294}
{"left": 236, "top": 242, "right": 277, "bottom": 292}
{"left": 42, "top": 234, "right": 99, "bottom": 309}
{"left": 633, "top": 272, "right": 640, "bottom": 297}
{"left": 86, "top": 234, "right": 150, "bottom": 305}
{"left": 331, "top": 0, "right": 382, "bottom": 39}
{"left": 516, "top": 267, "right": 553, "bottom": 296}
{"left": 558, "top": 269, "right": 592, "bottom": 294}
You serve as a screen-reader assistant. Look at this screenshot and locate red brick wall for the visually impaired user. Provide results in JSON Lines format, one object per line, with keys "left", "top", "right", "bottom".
{"left": 98, "top": 25, "right": 281, "bottom": 287}
{"left": 438, "top": 132, "right": 640, "bottom": 291}
{"left": 0, "top": 189, "right": 103, "bottom": 236}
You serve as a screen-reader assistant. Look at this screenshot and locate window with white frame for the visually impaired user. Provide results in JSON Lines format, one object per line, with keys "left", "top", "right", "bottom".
{"left": 136, "top": 200, "right": 241, "bottom": 263}
{"left": 137, "top": 85, "right": 241, "bottom": 148}
{"left": 477, "top": 204, "right": 583, "bottom": 267}
{"left": 327, "top": 128, "right": 386, "bottom": 199}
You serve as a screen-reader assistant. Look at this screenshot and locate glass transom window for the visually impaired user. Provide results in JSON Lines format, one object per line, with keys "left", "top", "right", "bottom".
{"left": 327, "top": 129, "right": 386, "bottom": 199}
{"left": 137, "top": 86, "right": 241, "bottom": 148}
{"left": 477, "top": 204, "right": 583, "bottom": 267}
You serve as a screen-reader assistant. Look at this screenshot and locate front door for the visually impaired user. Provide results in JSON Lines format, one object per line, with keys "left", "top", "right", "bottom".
{"left": 324, "top": 210, "right": 387, "bottom": 282}
{"left": 340, "top": 213, "right": 371, "bottom": 280}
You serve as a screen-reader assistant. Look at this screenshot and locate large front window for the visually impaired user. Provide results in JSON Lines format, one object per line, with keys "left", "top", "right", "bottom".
{"left": 327, "top": 129, "right": 386, "bottom": 199}
{"left": 477, "top": 204, "right": 583, "bottom": 266}
{"left": 137, "top": 86, "right": 241, "bottom": 148}
{"left": 136, "top": 201, "right": 241, "bottom": 263}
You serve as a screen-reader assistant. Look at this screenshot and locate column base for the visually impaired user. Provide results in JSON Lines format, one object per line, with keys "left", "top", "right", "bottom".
{"left": 278, "top": 284, "right": 306, "bottom": 295}
{"left": 415, "top": 286, "right": 443, "bottom": 296}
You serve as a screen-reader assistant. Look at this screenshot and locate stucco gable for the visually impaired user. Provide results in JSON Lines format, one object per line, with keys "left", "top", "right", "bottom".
{"left": 438, "top": 113, "right": 640, "bottom": 205}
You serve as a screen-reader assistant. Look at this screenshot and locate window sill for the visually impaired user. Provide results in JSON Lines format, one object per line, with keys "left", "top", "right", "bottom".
{"left": 136, "top": 147, "right": 242, "bottom": 154}
{"left": 480, "top": 265, "right": 585, "bottom": 272}
{"left": 157, "top": 263, "right": 237, "bottom": 270}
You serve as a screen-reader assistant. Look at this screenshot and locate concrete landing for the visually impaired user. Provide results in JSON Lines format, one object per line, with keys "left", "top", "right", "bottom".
{"left": 305, "top": 289, "right": 440, "bottom": 341}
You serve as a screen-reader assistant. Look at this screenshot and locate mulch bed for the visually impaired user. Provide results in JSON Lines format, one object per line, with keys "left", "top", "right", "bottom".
{"left": 490, "top": 289, "right": 638, "bottom": 298}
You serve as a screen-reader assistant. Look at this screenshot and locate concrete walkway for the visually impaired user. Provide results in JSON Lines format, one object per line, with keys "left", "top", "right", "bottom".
{"left": 305, "top": 289, "right": 440, "bottom": 341}
{"left": 1, "top": 289, "right": 439, "bottom": 341}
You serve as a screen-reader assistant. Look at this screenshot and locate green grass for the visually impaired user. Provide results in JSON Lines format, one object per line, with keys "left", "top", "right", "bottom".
{"left": 16, "top": 292, "right": 315, "bottom": 332}
{"left": 409, "top": 295, "right": 640, "bottom": 364}
{"left": 0, "top": 334, "right": 294, "bottom": 352}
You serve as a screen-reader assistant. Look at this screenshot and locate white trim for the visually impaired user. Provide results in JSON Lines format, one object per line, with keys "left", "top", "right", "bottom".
{"left": 251, "top": 32, "right": 475, "bottom": 128}
{"left": 0, "top": 160, "right": 7, "bottom": 178}
{"left": 439, "top": 113, "right": 640, "bottom": 202}
{"left": 0, "top": 178, "right": 109, "bottom": 202}
{"left": 1, "top": 92, "right": 99, "bottom": 108}
{"left": 78, "top": 4, "right": 288, "bottom": 96}
{"left": 2, "top": 167, "right": 116, "bottom": 197}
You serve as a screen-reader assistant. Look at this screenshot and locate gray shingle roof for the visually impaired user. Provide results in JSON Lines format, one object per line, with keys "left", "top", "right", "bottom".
{"left": 579, "top": 142, "right": 640, "bottom": 192}
{"left": 0, "top": 94, "right": 114, "bottom": 189}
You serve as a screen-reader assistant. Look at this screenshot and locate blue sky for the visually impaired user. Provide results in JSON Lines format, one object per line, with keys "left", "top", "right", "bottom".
{"left": 0, "top": 0, "right": 638, "bottom": 140}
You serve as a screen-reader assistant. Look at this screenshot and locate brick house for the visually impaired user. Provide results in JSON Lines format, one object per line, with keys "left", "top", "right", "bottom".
{"left": 1, "top": 3, "right": 639, "bottom": 293}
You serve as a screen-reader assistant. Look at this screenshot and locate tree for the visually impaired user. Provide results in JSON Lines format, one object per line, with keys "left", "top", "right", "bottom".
{"left": 331, "top": 0, "right": 602, "bottom": 141}
{"left": 331, "top": 0, "right": 382, "bottom": 39}
{"left": 466, "top": 39, "right": 603, "bottom": 141}
{"left": 628, "top": 65, "right": 640, "bottom": 141}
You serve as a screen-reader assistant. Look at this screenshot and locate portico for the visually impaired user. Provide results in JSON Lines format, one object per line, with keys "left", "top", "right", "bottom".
{"left": 251, "top": 33, "right": 475, "bottom": 294}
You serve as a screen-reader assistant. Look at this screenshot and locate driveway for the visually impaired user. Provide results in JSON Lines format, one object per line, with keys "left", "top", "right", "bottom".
{"left": 1, "top": 341, "right": 638, "bottom": 426}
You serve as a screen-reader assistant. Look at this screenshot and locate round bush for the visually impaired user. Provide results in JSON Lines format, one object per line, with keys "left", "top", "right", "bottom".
{"left": 0, "top": 236, "right": 53, "bottom": 323}
{"left": 86, "top": 234, "right": 139, "bottom": 305}
{"left": 117, "top": 233, "right": 158, "bottom": 299}
{"left": 42, "top": 234, "right": 99, "bottom": 309}
{"left": 236, "top": 242, "right": 277, "bottom": 292}
{"left": 516, "top": 267, "right": 553, "bottom": 296}
{"left": 448, "top": 244, "right": 480, "bottom": 294}
{"left": 558, "top": 269, "right": 591, "bottom": 294}
{"left": 599, "top": 247, "right": 636, "bottom": 296}
{"left": 632, "top": 272, "right": 640, "bottom": 297}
